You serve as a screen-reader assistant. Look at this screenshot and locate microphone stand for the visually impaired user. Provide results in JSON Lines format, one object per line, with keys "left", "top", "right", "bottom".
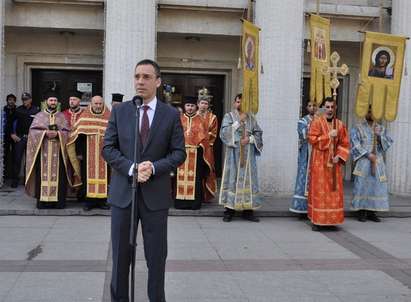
{"left": 130, "top": 96, "right": 141, "bottom": 302}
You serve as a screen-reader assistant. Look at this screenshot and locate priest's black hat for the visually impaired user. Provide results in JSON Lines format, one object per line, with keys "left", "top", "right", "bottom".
{"left": 69, "top": 90, "right": 83, "bottom": 99}
{"left": 112, "top": 93, "right": 124, "bottom": 103}
{"left": 45, "top": 91, "right": 59, "bottom": 100}
{"left": 183, "top": 96, "right": 197, "bottom": 105}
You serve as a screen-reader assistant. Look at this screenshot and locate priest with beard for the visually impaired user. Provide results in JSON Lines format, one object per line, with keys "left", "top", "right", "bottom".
{"left": 67, "top": 95, "right": 111, "bottom": 211}
{"left": 196, "top": 90, "right": 218, "bottom": 202}
{"left": 63, "top": 90, "right": 83, "bottom": 128}
{"left": 25, "top": 92, "right": 81, "bottom": 209}
{"left": 175, "top": 96, "right": 214, "bottom": 210}
{"left": 307, "top": 97, "right": 350, "bottom": 231}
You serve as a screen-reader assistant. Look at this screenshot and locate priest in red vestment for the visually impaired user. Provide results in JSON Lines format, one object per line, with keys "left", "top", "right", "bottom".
{"left": 67, "top": 95, "right": 111, "bottom": 211}
{"left": 308, "top": 97, "right": 350, "bottom": 231}
{"left": 62, "top": 90, "right": 83, "bottom": 128}
{"left": 197, "top": 88, "right": 218, "bottom": 202}
{"left": 175, "top": 96, "right": 215, "bottom": 209}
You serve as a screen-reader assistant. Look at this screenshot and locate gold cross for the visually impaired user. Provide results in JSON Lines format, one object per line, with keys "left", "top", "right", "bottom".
{"left": 322, "top": 51, "right": 349, "bottom": 99}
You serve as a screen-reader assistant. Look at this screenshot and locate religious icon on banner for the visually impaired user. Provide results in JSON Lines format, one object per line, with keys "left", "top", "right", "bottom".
{"left": 368, "top": 46, "right": 396, "bottom": 79}
{"left": 242, "top": 19, "right": 260, "bottom": 114}
{"left": 356, "top": 31, "right": 406, "bottom": 121}
{"left": 313, "top": 28, "right": 327, "bottom": 62}
{"left": 309, "top": 14, "right": 332, "bottom": 105}
{"left": 244, "top": 35, "right": 256, "bottom": 71}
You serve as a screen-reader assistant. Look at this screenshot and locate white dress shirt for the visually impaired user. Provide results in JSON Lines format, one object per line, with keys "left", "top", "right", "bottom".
{"left": 128, "top": 96, "right": 157, "bottom": 176}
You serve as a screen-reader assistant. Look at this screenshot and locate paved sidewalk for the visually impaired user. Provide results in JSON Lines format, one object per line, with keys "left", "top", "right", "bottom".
{"left": 1, "top": 183, "right": 410, "bottom": 217}
{"left": 1, "top": 216, "right": 411, "bottom": 301}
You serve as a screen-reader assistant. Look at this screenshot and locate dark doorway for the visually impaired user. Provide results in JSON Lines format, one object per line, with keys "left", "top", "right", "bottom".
{"left": 31, "top": 69, "right": 103, "bottom": 110}
{"left": 160, "top": 73, "right": 225, "bottom": 177}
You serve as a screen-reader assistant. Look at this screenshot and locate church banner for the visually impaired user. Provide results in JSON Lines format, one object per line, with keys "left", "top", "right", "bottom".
{"left": 309, "top": 14, "right": 332, "bottom": 105}
{"left": 242, "top": 19, "right": 260, "bottom": 114}
{"left": 356, "top": 31, "right": 407, "bottom": 121}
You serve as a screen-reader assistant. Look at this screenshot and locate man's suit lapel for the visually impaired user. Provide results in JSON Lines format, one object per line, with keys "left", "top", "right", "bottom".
{"left": 142, "top": 101, "right": 166, "bottom": 153}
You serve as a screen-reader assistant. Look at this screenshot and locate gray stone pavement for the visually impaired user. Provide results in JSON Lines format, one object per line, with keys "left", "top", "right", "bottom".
{"left": 1, "top": 182, "right": 411, "bottom": 217}
{"left": 1, "top": 215, "right": 411, "bottom": 301}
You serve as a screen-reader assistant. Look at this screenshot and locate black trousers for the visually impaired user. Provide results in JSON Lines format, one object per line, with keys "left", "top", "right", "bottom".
{"left": 12, "top": 136, "right": 27, "bottom": 183}
{"left": 111, "top": 189, "right": 168, "bottom": 302}
{"left": 3, "top": 137, "right": 15, "bottom": 179}
{"left": 34, "top": 154, "right": 67, "bottom": 209}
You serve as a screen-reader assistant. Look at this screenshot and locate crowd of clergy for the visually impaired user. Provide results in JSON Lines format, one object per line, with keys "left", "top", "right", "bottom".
{"left": 290, "top": 97, "right": 393, "bottom": 231}
{"left": 2, "top": 88, "right": 392, "bottom": 229}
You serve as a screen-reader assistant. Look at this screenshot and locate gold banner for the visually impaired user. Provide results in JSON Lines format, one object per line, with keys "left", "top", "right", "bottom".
{"left": 242, "top": 19, "right": 260, "bottom": 114}
{"left": 356, "top": 31, "right": 407, "bottom": 121}
{"left": 309, "top": 14, "right": 332, "bottom": 105}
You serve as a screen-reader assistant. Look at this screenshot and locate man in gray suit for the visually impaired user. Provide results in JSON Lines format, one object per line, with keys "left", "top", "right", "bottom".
{"left": 103, "top": 59, "right": 186, "bottom": 302}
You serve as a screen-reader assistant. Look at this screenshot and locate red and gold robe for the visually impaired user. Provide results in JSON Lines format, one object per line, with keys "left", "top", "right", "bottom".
{"left": 308, "top": 116, "right": 350, "bottom": 225}
{"left": 25, "top": 110, "right": 81, "bottom": 202}
{"left": 67, "top": 105, "right": 110, "bottom": 199}
{"left": 199, "top": 111, "right": 218, "bottom": 202}
{"left": 63, "top": 107, "right": 83, "bottom": 128}
{"left": 176, "top": 113, "right": 216, "bottom": 201}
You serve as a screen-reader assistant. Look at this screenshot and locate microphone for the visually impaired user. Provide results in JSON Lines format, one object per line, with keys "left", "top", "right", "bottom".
{"left": 132, "top": 95, "right": 143, "bottom": 107}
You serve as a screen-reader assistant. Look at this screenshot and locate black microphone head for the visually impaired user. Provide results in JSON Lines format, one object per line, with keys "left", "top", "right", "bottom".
{"left": 132, "top": 95, "right": 143, "bottom": 106}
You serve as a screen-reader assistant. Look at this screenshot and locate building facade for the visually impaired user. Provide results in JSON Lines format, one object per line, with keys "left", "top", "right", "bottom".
{"left": 1, "top": 0, "right": 409, "bottom": 197}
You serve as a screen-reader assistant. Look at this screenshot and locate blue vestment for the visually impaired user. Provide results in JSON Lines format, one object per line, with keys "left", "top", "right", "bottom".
{"left": 219, "top": 110, "right": 263, "bottom": 210}
{"left": 350, "top": 121, "right": 393, "bottom": 211}
{"left": 290, "top": 114, "right": 313, "bottom": 213}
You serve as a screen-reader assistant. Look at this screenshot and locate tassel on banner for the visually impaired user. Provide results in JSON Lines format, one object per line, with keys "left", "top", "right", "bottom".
{"left": 237, "top": 56, "right": 242, "bottom": 70}
{"left": 307, "top": 40, "right": 311, "bottom": 53}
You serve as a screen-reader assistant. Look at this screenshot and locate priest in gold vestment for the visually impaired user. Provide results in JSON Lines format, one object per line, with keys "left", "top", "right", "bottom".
{"left": 67, "top": 95, "right": 111, "bottom": 211}
{"left": 25, "top": 93, "right": 81, "bottom": 209}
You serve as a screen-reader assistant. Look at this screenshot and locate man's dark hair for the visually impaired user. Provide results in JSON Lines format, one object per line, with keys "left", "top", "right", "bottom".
{"left": 6, "top": 94, "right": 16, "bottom": 101}
{"left": 135, "top": 59, "right": 161, "bottom": 78}
{"left": 321, "top": 96, "right": 335, "bottom": 107}
{"left": 235, "top": 93, "right": 242, "bottom": 101}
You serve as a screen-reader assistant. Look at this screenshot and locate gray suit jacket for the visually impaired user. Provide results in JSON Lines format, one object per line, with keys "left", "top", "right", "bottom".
{"left": 102, "top": 99, "right": 186, "bottom": 210}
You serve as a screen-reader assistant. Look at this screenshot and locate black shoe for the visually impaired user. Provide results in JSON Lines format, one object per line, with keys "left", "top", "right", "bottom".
{"left": 311, "top": 224, "right": 321, "bottom": 232}
{"left": 83, "top": 205, "right": 94, "bottom": 211}
{"left": 223, "top": 213, "right": 232, "bottom": 222}
{"left": 10, "top": 180, "right": 18, "bottom": 188}
{"left": 242, "top": 210, "right": 260, "bottom": 222}
{"left": 37, "top": 201, "right": 46, "bottom": 209}
{"left": 367, "top": 211, "right": 381, "bottom": 222}
{"left": 98, "top": 203, "right": 110, "bottom": 210}
{"left": 223, "top": 208, "right": 234, "bottom": 222}
{"left": 298, "top": 213, "right": 308, "bottom": 220}
{"left": 358, "top": 210, "right": 367, "bottom": 222}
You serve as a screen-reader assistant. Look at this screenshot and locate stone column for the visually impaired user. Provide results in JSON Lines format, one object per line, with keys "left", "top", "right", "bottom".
{"left": 387, "top": 0, "right": 411, "bottom": 196}
{"left": 0, "top": 0, "right": 5, "bottom": 187}
{"left": 104, "top": 0, "right": 157, "bottom": 105}
{"left": 255, "top": 1, "right": 305, "bottom": 194}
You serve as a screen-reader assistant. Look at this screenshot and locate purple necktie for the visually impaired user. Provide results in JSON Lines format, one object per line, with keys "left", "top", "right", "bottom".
{"left": 140, "top": 105, "right": 150, "bottom": 146}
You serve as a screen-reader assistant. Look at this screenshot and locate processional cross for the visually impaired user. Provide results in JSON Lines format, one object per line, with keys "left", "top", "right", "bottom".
{"left": 323, "top": 51, "right": 349, "bottom": 100}
{"left": 322, "top": 51, "right": 349, "bottom": 191}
